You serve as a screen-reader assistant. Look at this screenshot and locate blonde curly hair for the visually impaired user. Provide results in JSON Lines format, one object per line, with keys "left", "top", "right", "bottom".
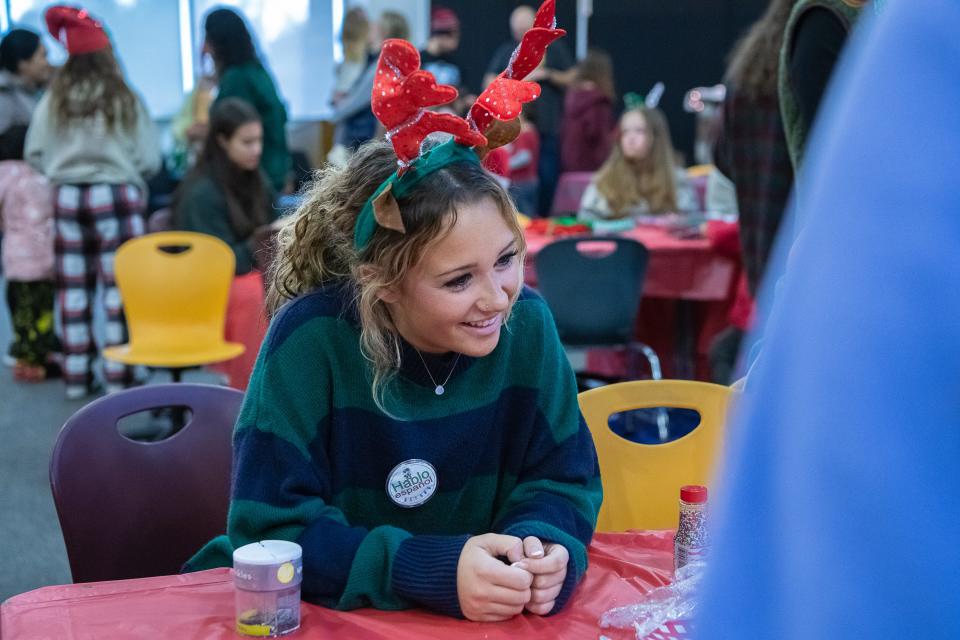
{"left": 267, "top": 140, "right": 525, "bottom": 412}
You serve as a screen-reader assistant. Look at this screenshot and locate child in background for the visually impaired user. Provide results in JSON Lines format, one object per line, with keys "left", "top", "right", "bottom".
{"left": 560, "top": 48, "right": 616, "bottom": 173}
{"left": 174, "top": 98, "right": 277, "bottom": 390}
{"left": 25, "top": 6, "right": 160, "bottom": 399}
{"left": 187, "top": 9, "right": 600, "bottom": 622}
{"left": 505, "top": 104, "right": 540, "bottom": 216}
{"left": 0, "top": 125, "right": 57, "bottom": 381}
{"left": 578, "top": 106, "right": 698, "bottom": 221}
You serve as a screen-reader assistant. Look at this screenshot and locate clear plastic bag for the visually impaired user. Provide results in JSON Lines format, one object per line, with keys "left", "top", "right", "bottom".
{"left": 598, "top": 561, "right": 705, "bottom": 639}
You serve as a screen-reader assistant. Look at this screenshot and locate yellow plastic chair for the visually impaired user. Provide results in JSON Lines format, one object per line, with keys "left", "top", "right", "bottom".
{"left": 103, "top": 232, "right": 244, "bottom": 381}
{"left": 578, "top": 380, "right": 733, "bottom": 531}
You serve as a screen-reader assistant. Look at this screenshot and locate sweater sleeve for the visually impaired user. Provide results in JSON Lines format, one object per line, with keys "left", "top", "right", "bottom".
{"left": 328, "top": 63, "right": 376, "bottom": 123}
{"left": 131, "top": 97, "right": 161, "bottom": 179}
{"left": 188, "top": 303, "right": 470, "bottom": 617}
{"left": 492, "top": 296, "right": 602, "bottom": 614}
{"left": 175, "top": 178, "right": 254, "bottom": 274}
{"left": 577, "top": 183, "right": 615, "bottom": 221}
{"left": 23, "top": 94, "right": 50, "bottom": 173}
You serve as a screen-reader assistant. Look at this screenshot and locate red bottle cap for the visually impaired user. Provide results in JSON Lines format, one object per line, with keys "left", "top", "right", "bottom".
{"left": 680, "top": 485, "right": 708, "bottom": 503}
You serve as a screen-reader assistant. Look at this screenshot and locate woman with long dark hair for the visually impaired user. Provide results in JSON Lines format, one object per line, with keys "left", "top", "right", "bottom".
{"left": 25, "top": 6, "right": 160, "bottom": 400}
{"left": 175, "top": 97, "right": 276, "bottom": 390}
{"left": 0, "top": 28, "right": 52, "bottom": 135}
{"left": 202, "top": 8, "right": 290, "bottom": 193}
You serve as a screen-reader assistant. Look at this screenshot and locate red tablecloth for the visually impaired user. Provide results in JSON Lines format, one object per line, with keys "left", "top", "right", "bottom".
{"left": 1, "top": 531, "right": 674, "bottom": 640}
{"left": 524, "top": 226, "right": 735, "bottom": 301}
{"left": 525, "top": 227, "right": 737, "bottom": 379}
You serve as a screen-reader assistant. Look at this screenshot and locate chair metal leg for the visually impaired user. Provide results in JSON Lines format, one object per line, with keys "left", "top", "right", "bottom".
{"left": 636, "top": 343, "right": 663, "bottom": 381}
{"left": 169, "top": 368, "right": 186, "bottom": 431}
{"left": 655, "top": 407, "right": 669, "bottom": 442}
{"left": 675, "top": 300, "right": 695, "bottom": 379}
{"left": 629, "top": 342, "right": 669, "bottom": 441}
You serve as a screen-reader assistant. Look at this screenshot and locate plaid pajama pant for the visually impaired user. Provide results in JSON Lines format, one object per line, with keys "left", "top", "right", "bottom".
{"left": 54, "top": 183, "right": 145, "bottom": 393}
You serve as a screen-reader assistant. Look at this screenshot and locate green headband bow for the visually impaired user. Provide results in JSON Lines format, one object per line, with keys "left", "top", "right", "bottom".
{"left": 623, "top": 92, "right": 645, "bottom": 112}
{"left": 624, "top": 83, "right": 664, "bottom": 111}
{"left": 353, "top": 139, "right": 481, "bottom": 252}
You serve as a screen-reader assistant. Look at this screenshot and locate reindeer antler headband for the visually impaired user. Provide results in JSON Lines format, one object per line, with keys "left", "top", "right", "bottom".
{"left": 353, "top": 0, "right": 566, "bottom": 251}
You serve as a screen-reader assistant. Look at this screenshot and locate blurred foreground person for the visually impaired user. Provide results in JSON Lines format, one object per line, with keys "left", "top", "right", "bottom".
{"left": 699, "top": 1, "right": 960, "bottom": 637}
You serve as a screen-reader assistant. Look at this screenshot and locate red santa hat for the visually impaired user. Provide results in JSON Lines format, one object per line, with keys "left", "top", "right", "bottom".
{"left": 430, "top": 7, "right": 460, "bottom": 34}
{"left": 45, "top": 5, "right": 110, "bottom": 56}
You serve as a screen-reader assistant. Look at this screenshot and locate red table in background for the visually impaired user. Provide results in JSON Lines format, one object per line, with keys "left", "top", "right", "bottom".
{"left": 0, "top": 531, "right": 674, "bottom": 640}
{"left": 524, "top": 226, "right": 737, "bottom": 379}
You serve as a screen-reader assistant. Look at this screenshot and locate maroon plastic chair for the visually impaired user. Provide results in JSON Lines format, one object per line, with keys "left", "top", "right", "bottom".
{"left": 550, "top": 171, "right": 594, "bottom": 216}
{"left": 49, "top": 383, "right": 243, "bottom": 583}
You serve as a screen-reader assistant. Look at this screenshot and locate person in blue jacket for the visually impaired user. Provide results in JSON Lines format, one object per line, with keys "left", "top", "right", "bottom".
{"left": 698, "top": 0, "right": 960, "bottom": 637}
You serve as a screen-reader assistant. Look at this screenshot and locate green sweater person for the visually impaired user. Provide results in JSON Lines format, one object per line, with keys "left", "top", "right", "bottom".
{"left": 203, "top": 8, "right": 290, "bottom": 193}
{"left": 188, "top": 15, "right": 602, "bottom": 621}
{"left": 185, "top": 138, "right": 602, "bottom": 620}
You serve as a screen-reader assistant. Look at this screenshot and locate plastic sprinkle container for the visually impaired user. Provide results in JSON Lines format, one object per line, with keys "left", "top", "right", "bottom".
{"left": 233, "top": 540, "right": 303, "bottom": 637}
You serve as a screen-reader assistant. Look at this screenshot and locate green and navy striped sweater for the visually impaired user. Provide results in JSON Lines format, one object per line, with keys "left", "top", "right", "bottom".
{"left": 186, "top": 282, "right": 602, "bottom": 617}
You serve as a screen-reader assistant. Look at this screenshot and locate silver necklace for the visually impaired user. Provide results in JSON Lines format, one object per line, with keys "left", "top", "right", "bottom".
{"left": 414, "top": 348, "right": 461, "bottom": 396}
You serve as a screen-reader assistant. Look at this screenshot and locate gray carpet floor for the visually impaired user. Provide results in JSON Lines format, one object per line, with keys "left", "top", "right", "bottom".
{"left": 0, "top": 277, "right": 222, "bottom": 603}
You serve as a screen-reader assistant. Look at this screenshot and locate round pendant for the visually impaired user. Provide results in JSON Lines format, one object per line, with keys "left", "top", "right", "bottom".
{"left": 435, "top": 385, "right": 444, "bottom": 396}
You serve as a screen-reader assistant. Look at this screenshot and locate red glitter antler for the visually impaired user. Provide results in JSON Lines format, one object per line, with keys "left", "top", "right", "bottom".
{"left": 372, "top": 39, "right": 486, "bottom": 171}
{"left": 460, "top": 0, "right": 566, "bottom": 146}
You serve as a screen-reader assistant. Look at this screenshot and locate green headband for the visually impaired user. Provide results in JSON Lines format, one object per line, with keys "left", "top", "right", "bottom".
{"left": 353, "top": 139, "right": 481, "bottom": 252}
{"left": 623, "top": 92, "right": 645, "bottom": 112}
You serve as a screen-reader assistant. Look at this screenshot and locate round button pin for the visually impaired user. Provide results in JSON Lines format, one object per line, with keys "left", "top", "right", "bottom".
{"left": 386, "top": 459, "right": 438, "bottom": 508}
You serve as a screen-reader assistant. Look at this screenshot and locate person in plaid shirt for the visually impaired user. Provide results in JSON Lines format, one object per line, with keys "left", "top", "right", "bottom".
{"left": 714, "top": 0, "right": 795, "bottom": 297}
{"left": 25, "top": 6, "right": 160, "bottom": 399}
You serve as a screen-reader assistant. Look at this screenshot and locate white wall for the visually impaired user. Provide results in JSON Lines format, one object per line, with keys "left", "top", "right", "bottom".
{"left": 9, "top": 0, "right": 183, "bottom": 116}
{"left": 2, "top": 0, "right": 428, "bottom": 121}
{"left": 191, "top": 0, "right": 333, "bottom": 120}
{"left": 348, "top": 0, "right": 428, "bottom": 48}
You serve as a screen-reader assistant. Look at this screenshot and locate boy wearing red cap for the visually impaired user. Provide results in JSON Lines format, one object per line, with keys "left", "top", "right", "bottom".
{"left": 25, "top": 5, "right": 160, "bottom": 399}
{"left": 420, "top": 7, "right": 462, "bottom": 89}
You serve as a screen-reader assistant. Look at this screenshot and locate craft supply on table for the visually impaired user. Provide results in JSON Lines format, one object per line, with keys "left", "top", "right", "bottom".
{"left": 526, "top": 216, "right": 592, "bottom": 237}
{"left": 599, "top": 561, "right": 703, "bottom": 640}
{"left": 674, "top": 484, "right": 708, "bottom": 571}
{"left": 234, "top": 540, "right": 303, "bottom": 637}
{"left": 591, "top": 217, "right": 637, "bottom": 235}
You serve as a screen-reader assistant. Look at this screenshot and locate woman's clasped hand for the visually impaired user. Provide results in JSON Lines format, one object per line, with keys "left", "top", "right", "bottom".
{"left": 457, "top": 534, "right": 569, "bottom": 621}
